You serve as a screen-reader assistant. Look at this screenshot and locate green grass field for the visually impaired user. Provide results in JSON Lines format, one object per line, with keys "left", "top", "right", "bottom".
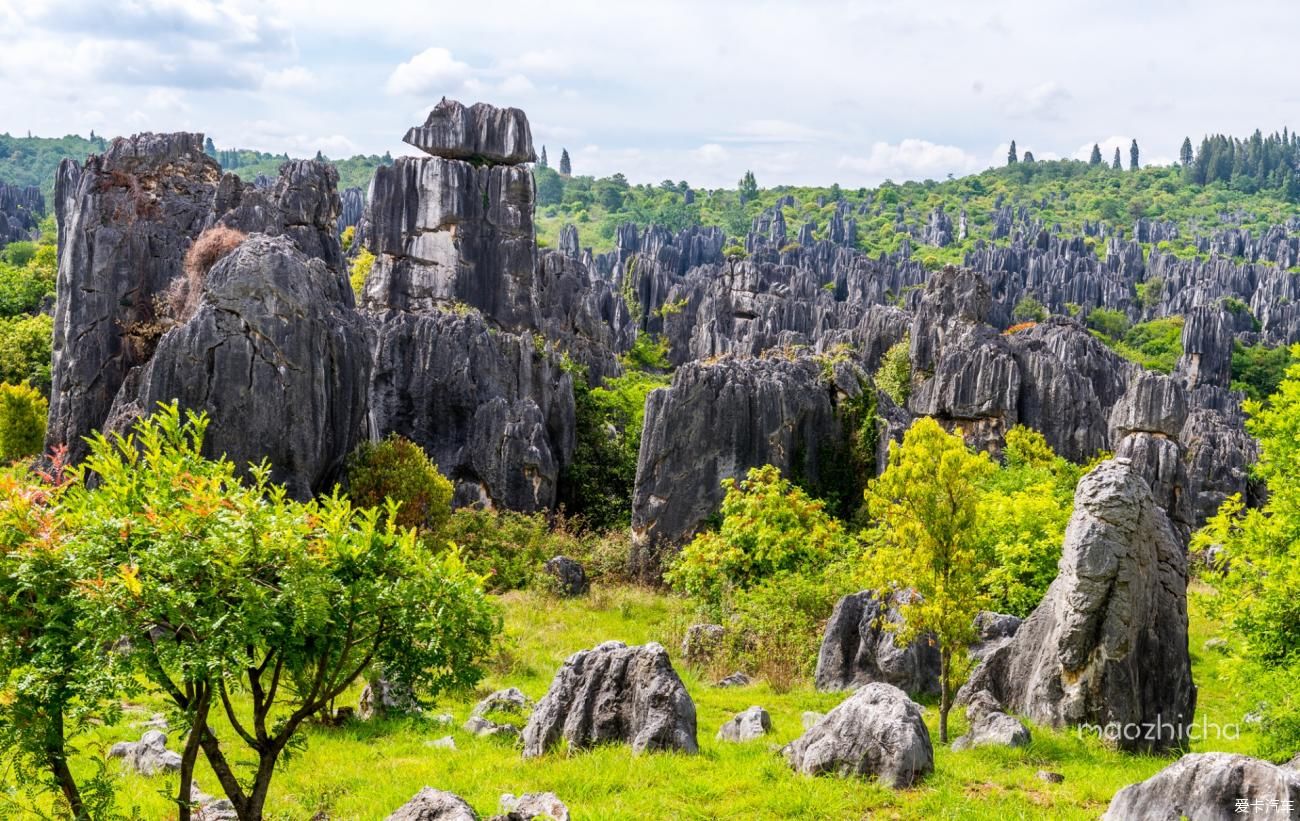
{"left": 9, "top": 581, "right": 1261, "bottom": 820}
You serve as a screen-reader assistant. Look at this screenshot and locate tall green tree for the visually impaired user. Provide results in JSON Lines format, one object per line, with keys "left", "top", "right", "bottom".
{"left": 1089, "top": 143, "right": 1103, "bottom": 165}
{"left": 559, "top": 148, "right": 572, "bottom": 175}
{"left": 738, "top": 169, "right": 758, "bottom": 204}
{"left": 1007, "top": 140, "right": 1018, "bottom": 165}
{"left": 1179, "top": 136, "right": 1194, "bottom": 167}
{"left": 538, "top": 145, "right": 548, "bottom": 169}
{"left": 861, "top": 417, "right": 994, "bottom": 743}
{"left": 1112, "top": 147, "right": 1122, "bottom": 169}
{"left": 1130, "top": 139, "right": 1140, "bottom": 170}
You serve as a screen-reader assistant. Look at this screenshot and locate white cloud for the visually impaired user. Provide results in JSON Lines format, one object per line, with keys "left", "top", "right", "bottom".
{"left": 498, "top": 74, "right": 535, "bottom": 94}
{"left": 719, "top": 119, "right": 827, "bottom": 144}
{"left": 502, "top": 49, "right": 573, "bottom": 75}
{"left": 385, "top": 47, "right": 471, "bottom": 96}
{"left": 839, "top": 139, "right": 983, "bottom": 181}
{"left": 263, "top": 66, "right": 315, "bottom": 91}
{"left": 692, "top": 143, "right": 728, "bottom": 165}
{"left": 1006, "top": 82, "right": 1072, "bottom": 122}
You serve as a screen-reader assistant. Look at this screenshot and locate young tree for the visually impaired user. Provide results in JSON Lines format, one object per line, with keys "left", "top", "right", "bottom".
{"left": 1180, "top": 136, "right": 1194, "bottom": 168}
{"left": 68, "top": 406, "right": 500, "bottom": 820}
{"left": 1007, "top": 140, "right": 1018, "bottom": 164}
{"left": 738, "top": 170, "right": 758, "bottom": 204}
{"left": 1112, "top": 147, "right": 1122, "bottom": 169}
{"left": 861, "top": 417, "right": 994, "bottom": 743}
{"left": 1130, "top": 139, "right": 1140, "bottom": 170}
{"left": 0, "top": 449, "right": 122, "bottom": 820}
{"left": 559, "top": 148, "right": 572, "bottom": 175}
{"left": 538, "top": 145, "right": 548, "bottom": 169}
{"left": 1089, "top": 143, "right": 1103, "bottom": 165}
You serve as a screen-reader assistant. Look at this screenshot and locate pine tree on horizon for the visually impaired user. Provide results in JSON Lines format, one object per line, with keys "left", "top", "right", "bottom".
{"left": 1180, "top": 137, "right": 1194, "bottom": 167}
{"left": 539, "top": 145, "right": 548, "bottom": 169}
{"left": 1112, "top": 147, "right": 1122, "bottom": 169}
{"left": 559, "top": 148, "right": 571, "bottom": 175}
{"left": 1008, "top": 140, "right": 1018, "bottom": 165}
{"left": 1130, "top": 139, "right": 1140, "bottom": 170}
{"left": 1090, "top": 144, "right": 1103, "bottom": 165}
{"left": 1023, "top": 150, "right": 1035, "bottom": 163}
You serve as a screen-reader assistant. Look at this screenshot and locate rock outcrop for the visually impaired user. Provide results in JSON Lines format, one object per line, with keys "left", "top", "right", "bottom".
{"left": 543, "top": 555, "right": 589, "bottom": 596}
{"left": 815, "top": 591, "right": 940, "bottom": 696}
{"left": 494, "top": 792, "right": 570, "bottom": 821}
{"left": 716, "top": 706, "right": 772, "bottom": 742}
{"left": 1103, "top": 753, "right": 1300, "bottom": 821}
{"left": 951, "top": 690, "right": 1032, "bottom": 750}
{"left": 961, "top": 458, "right": 1195, "bottom": 752}
{"left": 104, "top": 235, "right": 368, "bottom": 497}
{"left": 782, "top": 682, "right": 933, "bottom": 788}
{"left": 631, "top": 354, "right": 868, "bottom": 579}
{"left": 404, "top": 99, "right": 536, "bottom": 166}
{"left": 0, "top": 182, "right": 43, "bottom": 247}
{"left": 521, "top": 641, "right": 697, "bottom": 758}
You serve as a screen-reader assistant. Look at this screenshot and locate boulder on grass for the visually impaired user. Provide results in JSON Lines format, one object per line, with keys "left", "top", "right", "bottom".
{"left": 385, "top": 787, "right": 478, "bottom": 821}
{"left": 782, "top": 682, "right": 933, "bottom": 788}
{"left": 716, "top": 706, "right": 772, "bottom": 742}
{"left": 107, "top": 729, "right": 182, "bottom": 776}
{"left": 543, "top": 556, "right": 589, "bottom": 597}
{"left": 359, "top": 678, "right": 420, "bottom": 720}
{"left": 1103, "top": 753, "right": 1300, "bottom": 821}
{"left": 951, "top": 690, "right": 1032, "bottom": 750}
{"left": 522, "top": 641, "right": 697, "bottom": 758}
{"left": 494, "top": 792, "right": 570, "bottom": 821}
{"left": 681, "top": 623, "right": 725, "bottom": 665}
{"left": 815, "top": 591, "right": 940, "bottom": 696}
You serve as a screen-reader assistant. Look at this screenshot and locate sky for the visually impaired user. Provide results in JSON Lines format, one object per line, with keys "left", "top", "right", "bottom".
{"left": 2, "top": 0, "right": 1298, "bottom": 189}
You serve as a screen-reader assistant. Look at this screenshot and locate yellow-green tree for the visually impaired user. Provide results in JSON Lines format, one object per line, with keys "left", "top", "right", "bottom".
{"left": 861, "top": 416, "right": 994, "bottom": 743}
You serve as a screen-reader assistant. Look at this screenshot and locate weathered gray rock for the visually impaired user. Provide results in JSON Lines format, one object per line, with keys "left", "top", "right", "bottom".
{"left": 961, "top": 458, "right": 1195, "bottom": 752}
{"left": 782, "top": 682, "right": 933, "bottom": 787}
{"left": 801, "top": 711, "right": 825, "bottom": 730}
{"left": 1108, "top": 371, "right": 1188, "bottom": 441}
{"left": 495, "top": 792, "right": 570, "bottom": 821}
{"left": 107, "top": 729, "right": 182, "bottom": 776}
{"left": 48, "top": 132, "right": 222, "bottom": 460}
{"left": 104, "top": 235, "right": 369, "bottom": 498}
{"left": 464, "top": 716, "right": 519, "bottom": 739}
{"left": 386, "top": 787, "right": 479, "bottom": 821}
{"left": 426, "top": 736, "right": 456, "bottom": 750}
{"left": 716, "top": 706, "right": 772, "bottom": 742}
{"left": 522, "top": 641, "right": 697, "bottom": 758}
{"left": 715, "top": 672, "right": 751, "bottom": 688}
{"left": 189, "top": 783, "right": 238, "bottom": 820}
{"left": 1103, "top": 753, "right": 1300, "bottom": 821}
{"left": 359, "top": 678, "right": 420, "bottom": 720}
{"left": 815, "top": 591, "right": 940, "bottom": 696}
{"left": 543, "top": 556, "right": 588, "bottom": 597}
{"left": 0, "top": 182, "right": 44, "bottom": 247}
{"left": 404, "top": 99, "right": 536, "bottom": 165}
{"left": 631, "top": 354, "right": 866, "bottom": 580}
{"left": 367, "top": 309, "right": 574, "bottom": 512}
{"left": 951, "top": 690, "right": 1031, "bottom": 750}
{"left": 969, "top": 611, "right": 1022, "bottom": 661}
{"left": 472, "top": 687, "right": 534, "bottom": 718}
{"left": 681, "top": 624, "right": 725, "bottom": 665}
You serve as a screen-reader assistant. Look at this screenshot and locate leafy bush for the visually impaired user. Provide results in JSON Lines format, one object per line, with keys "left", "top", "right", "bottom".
{"left": 0, "top": 382, "right": 47, "bottom": 463}
{"left": 351, "top": 246, "right": 376, "bottom": 298}
{"left": 1012, "top": 295, "right": 1048, "bottom": 322}
{"left": 346, "top": 433, "right": 453, "bottom": 535}
{"left": 727, "top": 570, "right": 846, "bottom": 692}
{"left": 1135, "top": 277, "right": 1165, "bottom": 309}
{"left": 875, "top": 335, "right": 912, "bottom": 407}
{"left": 0, "top": 249, "right": 55, "bottom": 317}
{"left": 621, "top": 332, "right": 671, "bottom": 372}
{"left": 1231, "top": 340, "right": 1292, "bottom": 401}
{"left": 973, "top": 426, "right": 1082, "bottom": 616}
{"left": 666, "top": 465, "right": 855, "bottom": 614}
{"left": 440, "top": 507, "right": 554, "bottom": 592}
{"left": 1111, "top": 316, "right": 1184, "bottom": 372}
{"left": 1086, "top": 306, "right": 1131, "bottom": 340}
{"left": 0, "top": 313, "right": 52, "bottom": 393}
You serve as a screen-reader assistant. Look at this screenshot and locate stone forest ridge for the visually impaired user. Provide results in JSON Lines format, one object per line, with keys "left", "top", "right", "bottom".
{"left": 2, "top": 96, "right": 1300, "bottom": 819}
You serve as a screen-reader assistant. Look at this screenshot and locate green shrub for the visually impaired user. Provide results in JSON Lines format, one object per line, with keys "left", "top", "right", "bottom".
{"left": 1231, "top": 341, "right": 1292, "bottom": 401}
{"left": 1113, "top": 316, "right": 1184, "bottom": 373}
{"left": 345, "top": 434, "right": 453, "bottom": 536}
{"left": 0, "top": 313, "right": 52, "bottom": 393}
{"left": 1012, "top": 295, "right": 1048, "bottom": 322}
{"left": 350, "top": 246, "right": 375, "bottom": 298}
{"left": 0, "top": 382, "right": 46, "bottom": 463}
{"left": 666, "top": 465, "right": 856, "bottom": 613}
{"left": 1135, "top": 277, "right": 1165, "bottom": 309}
{"left": 621, "top": 333, "right": 671, "bottom": 372}
{"left": 1086, "top": 306, "right": 1131, "bottom": 340}
{"left": 440, "top": 508, "right": 554, "bottom": 592}
{"left": 727, "top": 569, "right": 847, "bottom": 692}
{"left": 875, "top": 335, "right": 912, "bottom": 407}
{"left": 0, "top": 252, "right": 55, "bottom": 317}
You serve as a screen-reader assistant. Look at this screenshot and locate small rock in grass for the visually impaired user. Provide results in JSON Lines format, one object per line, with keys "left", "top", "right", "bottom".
{"left": 107, "top": 729, "right": 182, "bottom": 776}
{"left": 715, "top": 672, "right": 751, "bottom": 688}
{"left": 497, "top": 791, "right": 570, "bottom": 821}
{"left": 385, "top": 787, "right": 478, "bottom": 821}
{"left": 472, "top": 687, "right": 533, "bottom": 718}
{"left": 681, "top": 624, "right": 725, "bottom": 664}
{"left": 1203, "top": 638, "right": 1228, "bottom": 652}
{"left": 426, "top": 736, "right": 457, "bottom": 750}
{"left": 717, "top": 706, "right": 772, "bottom": 742}
{"left": 1036, "top": 770, "right": 1065, "bottom": 784}
{"left": 430, "top": 713, "right": 455, "bottom": 726}
{"left": 464, "top": 716, "right": 519, "bottom": 739}
{"left": 543, "top": 556, "right": 589, "bottom": 597}
{"left": 801, "top": 711, "right": 825, "bottom": 730}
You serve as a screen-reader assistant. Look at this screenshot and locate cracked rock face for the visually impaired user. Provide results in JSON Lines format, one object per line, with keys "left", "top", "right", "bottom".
{"left": 1103, "top": 753, "right": 1300, "bottom": 821}
{"left": 814, "top": 591, "right": 941, "bottom": 696}
{"left": 105, "top": 234, "right": 369, "bottom": 498}
{"left": 716, "top": 706, "right": 772, "bottom": 742}
{"left": 521, "top": 641, "right": 697, "bottom": 758}
{"left": 0, "top": 182, "right": 44, "bottom": 247}
{"left": 782, "top": 682, "right": 933, "bottom": 788}
{"left": 961, "top": 458, "right": 1195, "bottom": 752}
{"left": 107, "top": 729, "right": 182, "bottom": 776}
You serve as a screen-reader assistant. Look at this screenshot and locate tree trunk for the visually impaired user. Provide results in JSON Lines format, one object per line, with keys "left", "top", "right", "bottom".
{"left": 242, "top": 751, "right": 280, "bottom": 821}
{"left": 938, "top": 646, "right": 951, "bottom": 744}
{"left": 176, "top": 685, "right": 211, "bottom": 821}
{"left": 199, "top": 730, "right": 249, "bottom": 813}
{"left": 45, "top": 705, "right": 85, "bottom": 820}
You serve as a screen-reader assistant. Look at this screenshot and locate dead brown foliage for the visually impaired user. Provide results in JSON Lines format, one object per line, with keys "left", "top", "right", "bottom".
{"left": 166, "top": 226, "right": 247, "bottom": 322}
